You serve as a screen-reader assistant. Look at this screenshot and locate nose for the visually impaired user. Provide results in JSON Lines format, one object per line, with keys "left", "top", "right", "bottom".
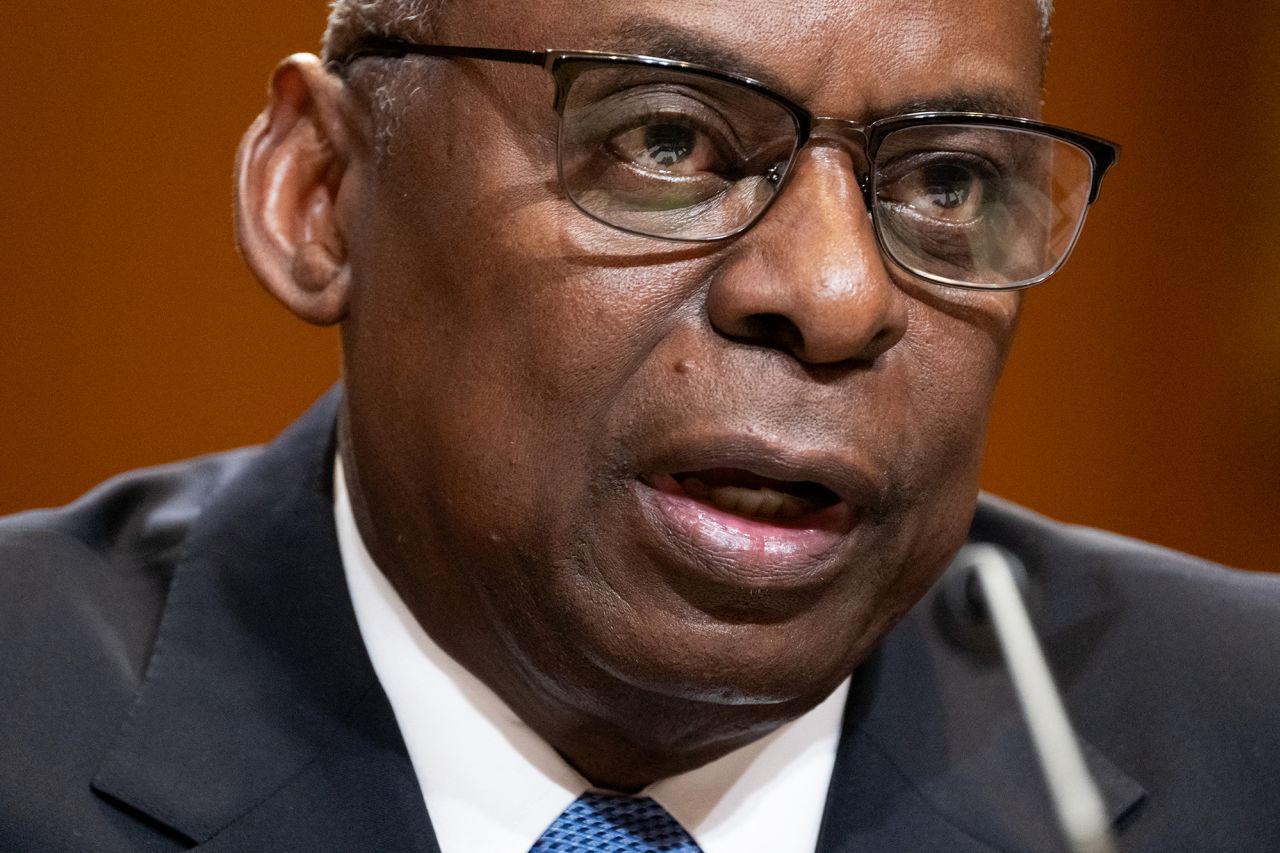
{"left": 706, "top": 146, "right": 908, "bottom": 366}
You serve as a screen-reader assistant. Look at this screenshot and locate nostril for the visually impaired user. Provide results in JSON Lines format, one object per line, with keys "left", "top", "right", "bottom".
{"left": 738, "top": 312, "right": 804, "bottom": 353}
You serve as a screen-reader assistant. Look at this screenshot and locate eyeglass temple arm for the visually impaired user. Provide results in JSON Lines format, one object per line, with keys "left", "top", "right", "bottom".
{"left": 334, "top": 36, "right": 549, "bottom": 71}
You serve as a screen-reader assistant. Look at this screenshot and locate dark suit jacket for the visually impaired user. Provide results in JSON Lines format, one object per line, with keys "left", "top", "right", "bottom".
{"left": 3, "top": 389, "right": 1278, "bottom": 852}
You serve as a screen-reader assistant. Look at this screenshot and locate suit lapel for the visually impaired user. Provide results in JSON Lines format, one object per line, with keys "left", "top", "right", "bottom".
{"left": 91, "top": 389, "right": 438, "bottom": 851}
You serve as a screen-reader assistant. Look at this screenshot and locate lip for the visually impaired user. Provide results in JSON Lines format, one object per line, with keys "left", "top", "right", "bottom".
{"left": 630, "top": 437, "right": 882, "bottom": 592}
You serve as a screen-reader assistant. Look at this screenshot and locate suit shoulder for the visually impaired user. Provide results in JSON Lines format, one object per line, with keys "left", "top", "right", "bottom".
{"left": 974, "top": 493, "right": 1280, "bottom": 710}
{"left": 1, "top": 448, "right": 260, "bottom": 573}
{"left": 0, "top": 448, "right": 263, "bottom": 673}
{"left": 974, "top": 492, "right": 1280, "bottom": 604}
{"left": 974, "top": 492, "right": 1280, "bottom": 715}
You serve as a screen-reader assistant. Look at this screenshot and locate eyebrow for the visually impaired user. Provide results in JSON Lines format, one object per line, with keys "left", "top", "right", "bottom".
{"left": 881, "top": 93, "right": 1037, "bottom": 120}
{"left": 606, "top": 16, "right": 1035, "bottom": 121}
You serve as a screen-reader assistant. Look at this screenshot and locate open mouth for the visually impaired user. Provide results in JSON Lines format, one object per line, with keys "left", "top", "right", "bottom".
{"left": 636, "top": 464, "right": 856, "bottom": 589}
{"left": 646, "top": 468, "right": 846, "bottom": 530}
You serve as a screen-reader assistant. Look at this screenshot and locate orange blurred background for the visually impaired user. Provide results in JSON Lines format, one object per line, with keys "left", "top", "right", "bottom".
{"left": 1, "top": 2, "right": 1276, "bottom": 571}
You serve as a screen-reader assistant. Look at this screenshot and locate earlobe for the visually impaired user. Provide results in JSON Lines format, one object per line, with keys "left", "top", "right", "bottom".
{"left": 234, "top": 54, "right": 360, "bottom": 327}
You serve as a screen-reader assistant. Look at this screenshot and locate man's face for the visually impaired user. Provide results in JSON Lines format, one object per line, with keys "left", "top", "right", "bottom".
{"left": 339, "top": 0, "right": 1040, "bottom": 777}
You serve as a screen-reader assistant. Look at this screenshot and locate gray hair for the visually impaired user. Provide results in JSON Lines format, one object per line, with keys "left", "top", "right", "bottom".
{"left": 324, "top": 1, "right": 439, "bottom": 61}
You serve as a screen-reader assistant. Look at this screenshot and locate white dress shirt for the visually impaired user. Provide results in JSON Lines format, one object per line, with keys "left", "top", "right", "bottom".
{"left": 335, "top": 458, "right": 849, "bottom": 853}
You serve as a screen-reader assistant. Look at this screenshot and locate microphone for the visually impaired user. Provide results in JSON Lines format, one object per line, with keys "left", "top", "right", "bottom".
{"left": 939, "top": 543, "right": 1119, "bottom": 853}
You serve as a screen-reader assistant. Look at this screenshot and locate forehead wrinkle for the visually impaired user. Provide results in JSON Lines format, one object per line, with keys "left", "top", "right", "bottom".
{"left": 610, "top": 15, "right": 805, "bottom": 100}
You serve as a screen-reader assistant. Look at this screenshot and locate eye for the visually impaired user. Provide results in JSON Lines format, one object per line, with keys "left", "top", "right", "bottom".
{"left": 878, "top": 155, "right": 998, "bottom": 224}
{"left": 919, "top": 163, "right": 977, "bottom": 210}
{"left": 641, "top": 123, "right": 697, "bottom": 166}
{"left": 607, "top": 113, "right": 736, "bottom": 178}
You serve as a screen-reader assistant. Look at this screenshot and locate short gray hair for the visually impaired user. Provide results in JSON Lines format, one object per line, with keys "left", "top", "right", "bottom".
{"left": 1038, "top": 0, "right": 1054, "bottom": 42}
{"left": 324, "top": 1, "right": 440, "bottom": 61}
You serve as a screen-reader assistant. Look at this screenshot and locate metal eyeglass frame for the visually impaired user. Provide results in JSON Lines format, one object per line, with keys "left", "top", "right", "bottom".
{"left": 331, "top": 35, "right": 1122, "bottom": 290}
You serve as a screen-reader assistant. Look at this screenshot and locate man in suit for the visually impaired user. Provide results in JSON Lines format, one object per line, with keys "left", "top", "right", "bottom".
{"left": 2, "top": 0, "right": 1278, "bottom": 850}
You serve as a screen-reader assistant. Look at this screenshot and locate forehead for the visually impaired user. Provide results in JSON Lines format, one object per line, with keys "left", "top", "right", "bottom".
{"left": 432, "top": 0, "right": 1045, "bottom": 117}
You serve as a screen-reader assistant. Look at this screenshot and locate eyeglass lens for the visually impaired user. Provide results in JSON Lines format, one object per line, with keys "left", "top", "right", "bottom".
{"left": 559, "top": 63, "right": 798, "bottom": 242}
{"left": 873, "top": 124, "right": 1094, "bottom": 287}
{"left": 557, "top": 63, "right": 1097, "bottom": 289}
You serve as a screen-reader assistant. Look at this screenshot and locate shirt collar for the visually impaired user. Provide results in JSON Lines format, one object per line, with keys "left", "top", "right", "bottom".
{"left": 334, "top": 457, "right": 849, "bottom": 853}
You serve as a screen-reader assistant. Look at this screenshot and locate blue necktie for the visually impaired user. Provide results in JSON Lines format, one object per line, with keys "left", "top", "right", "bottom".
{"left": 529, "top": 792, "right": 702, "bottom": 852}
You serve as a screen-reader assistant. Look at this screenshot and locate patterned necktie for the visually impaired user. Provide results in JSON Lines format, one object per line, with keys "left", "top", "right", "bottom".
{"left": 529, "top": 792, "right": 703, "bottom": 852}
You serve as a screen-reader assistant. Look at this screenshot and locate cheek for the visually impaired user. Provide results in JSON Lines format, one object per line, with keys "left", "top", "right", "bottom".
{"left": 833, "top": 293, "right": 1018, "bottom": 630}
{"left": 893, "top": 289, "right": 1020, "bottom": 498}
{"left": 346, "top": 194, "right": 708, "bottom": 560}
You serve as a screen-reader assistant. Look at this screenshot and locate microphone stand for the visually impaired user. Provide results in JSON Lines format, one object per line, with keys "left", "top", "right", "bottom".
{"left": 949, "top": 543, "right": 1119, "bottom": 853}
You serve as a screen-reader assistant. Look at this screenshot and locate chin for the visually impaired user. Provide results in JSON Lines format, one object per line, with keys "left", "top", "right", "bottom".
{"left": 547, "top": 580, "right": 877, "bottom": 712}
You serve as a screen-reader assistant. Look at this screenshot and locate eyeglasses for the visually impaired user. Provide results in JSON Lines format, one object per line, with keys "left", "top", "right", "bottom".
{"left": 333, "top": 37, "right": 1120, "bottom": 290}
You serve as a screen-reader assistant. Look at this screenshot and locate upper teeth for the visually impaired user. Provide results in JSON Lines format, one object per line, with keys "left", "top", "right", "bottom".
{"left": 682, "top": 477, "right": 816, "bottom": 520}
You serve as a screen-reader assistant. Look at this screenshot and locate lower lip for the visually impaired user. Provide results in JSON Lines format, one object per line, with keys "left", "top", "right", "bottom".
{"left": 635, "top": 476, "right": 855, "bottom": 589}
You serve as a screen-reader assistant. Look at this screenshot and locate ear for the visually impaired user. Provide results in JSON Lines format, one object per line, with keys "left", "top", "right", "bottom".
{"left": 235, "top": 54, "right": 362, "bottom": 326}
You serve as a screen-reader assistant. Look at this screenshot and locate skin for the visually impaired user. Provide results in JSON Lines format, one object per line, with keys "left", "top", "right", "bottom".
{"left": 236, "top": 0, "right": 1042, "bottom": 790}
